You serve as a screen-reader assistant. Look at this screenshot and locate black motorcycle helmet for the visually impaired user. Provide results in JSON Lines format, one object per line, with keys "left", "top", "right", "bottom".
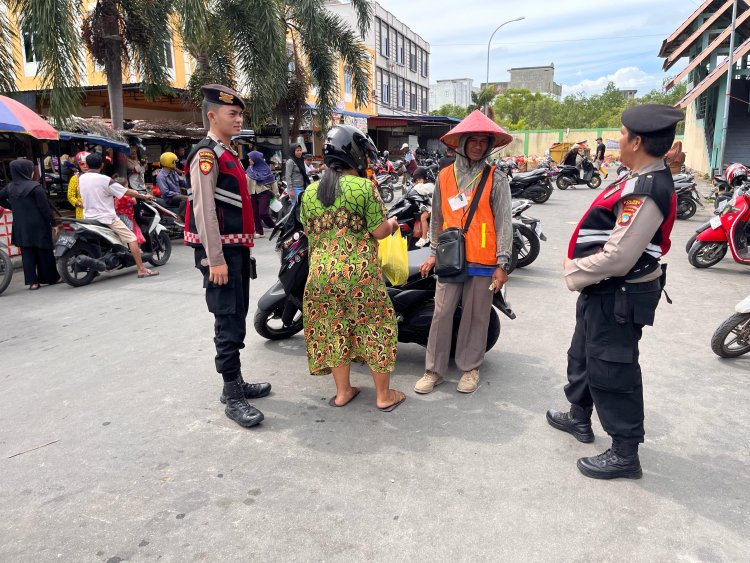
{"left": 323, "top": 125, "right": 379, "bottom": 178}
{"left": 412, "top": 166, "right": 429, "bottom": 182}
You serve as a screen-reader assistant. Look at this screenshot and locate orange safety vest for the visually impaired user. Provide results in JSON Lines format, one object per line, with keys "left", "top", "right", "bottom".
{"left": 439, "top": 164, "right": 497, "bottom": 266}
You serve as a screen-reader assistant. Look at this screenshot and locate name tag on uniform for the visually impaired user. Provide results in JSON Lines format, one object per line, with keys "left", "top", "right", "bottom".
{"left": 448, "top": 193, "right": 469, "bottom": 211}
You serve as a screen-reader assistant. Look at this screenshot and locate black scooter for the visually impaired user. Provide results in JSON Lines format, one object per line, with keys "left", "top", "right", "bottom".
{"left": 556, "top": 156, "right": 603, "bottom": 189}
{"left": 497, "top": 161, "right": 553, "bottom": 203}
{"left": 253, "top": 210, "right": 515, "bottom": 354}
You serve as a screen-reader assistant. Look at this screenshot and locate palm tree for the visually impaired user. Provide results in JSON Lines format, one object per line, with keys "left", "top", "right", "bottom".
{"left": 468, "top": 87, "right": 497, "bottom": 119}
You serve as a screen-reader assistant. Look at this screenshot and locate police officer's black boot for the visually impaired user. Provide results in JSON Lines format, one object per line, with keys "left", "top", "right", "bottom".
{"left": 576, "top": 441, "right": 642, "bottom": 480}
{"left": 219, "top": 374, "right": 272, "bottom": 404}
{"left": 546, "top": 405, "right": 594, "bottom": 443}
{"left": 223, "top": 380, "right": 264, "bottom": 428}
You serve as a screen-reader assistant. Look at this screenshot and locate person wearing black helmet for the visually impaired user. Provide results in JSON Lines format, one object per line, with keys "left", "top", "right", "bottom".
{"left": 299, "top": 125, "right": 405, "bottom": 412}
{"left": 547, "top": 104, "right": 683, "bottom": 479}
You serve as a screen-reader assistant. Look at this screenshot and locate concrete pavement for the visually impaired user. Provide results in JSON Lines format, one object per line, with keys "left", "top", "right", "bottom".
{"left": 0, "top": 178, "right": 748, "bottom": 562}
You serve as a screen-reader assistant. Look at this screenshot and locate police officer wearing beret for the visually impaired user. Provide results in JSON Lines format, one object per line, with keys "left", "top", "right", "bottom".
{"left": 184, "top": 84, "right": 271, "bottom": 428}
{"left": 547, "top": 104, "right": 684, "bottom": 479}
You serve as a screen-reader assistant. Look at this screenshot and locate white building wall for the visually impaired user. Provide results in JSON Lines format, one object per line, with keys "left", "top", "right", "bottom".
{"left": 430, "top": 78, "right": 473, "bottom": 110}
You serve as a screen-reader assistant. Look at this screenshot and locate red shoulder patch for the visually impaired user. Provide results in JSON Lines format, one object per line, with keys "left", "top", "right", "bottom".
{"left": 617, "top": 198, "right": 644, "bottom": 226}
{"left": 198, "top": 150, "right": 215, "bottom": 175}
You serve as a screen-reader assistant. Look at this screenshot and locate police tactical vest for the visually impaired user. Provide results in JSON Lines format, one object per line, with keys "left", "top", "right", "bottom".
{"left": 439, "top": 164, "right": 497, "bottom": 266}
{"left": 567, "top": 166, "right": 676, "bottom": 280}
{"left": 184, "top": 137, "right": 255, "bottom": 248}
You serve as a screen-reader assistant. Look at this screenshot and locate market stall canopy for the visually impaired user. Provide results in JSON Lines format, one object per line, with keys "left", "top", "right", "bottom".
{"left": 0, "top": 95, "right": 58, "bottom": 140}
{"left": 58, "top": 131, "right": 130, "bottom": 152}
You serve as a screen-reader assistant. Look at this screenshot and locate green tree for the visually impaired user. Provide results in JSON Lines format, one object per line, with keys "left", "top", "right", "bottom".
{"left": 430, "top": 104, "right": 468, "bottom": 119}
{"left": 468, "top": 87, "right": 496, "bottom": 115}
{"left": 493, "top": 88, "right": 541, "bottom": 129}
{"left": 525, "top": 95, "right": 562, "bottom": 129}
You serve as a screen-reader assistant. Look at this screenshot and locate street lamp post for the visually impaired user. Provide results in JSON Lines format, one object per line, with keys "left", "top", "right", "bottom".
{"left": 485, "top": 16, "right": 525, "bottom": 115}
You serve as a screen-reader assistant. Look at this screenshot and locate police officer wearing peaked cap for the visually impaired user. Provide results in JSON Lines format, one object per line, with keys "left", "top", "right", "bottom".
{"left": 546, "top": 104, "right": 684, "bottom": 479}
{"left": 184, "top": 84, "right": 271, "bottom": 429}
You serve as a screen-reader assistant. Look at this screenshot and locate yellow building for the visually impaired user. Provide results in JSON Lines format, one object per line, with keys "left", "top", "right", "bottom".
{"left": 8, "top": 8, "right": 200, "bottom": 122}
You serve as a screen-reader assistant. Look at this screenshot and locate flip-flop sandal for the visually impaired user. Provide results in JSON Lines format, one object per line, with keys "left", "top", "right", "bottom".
{"left": 378, "top": 392, "right": 405, "bottom": 412}
{"left": 138, "top": 270, "right": 160, "bottom": 278}
{"left": 328, "top": 387, "right": 360, "bottom": 407}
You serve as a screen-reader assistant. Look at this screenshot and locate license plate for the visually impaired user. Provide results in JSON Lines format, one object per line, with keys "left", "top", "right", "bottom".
{"left": 57, "top": 234, "right": 75, "bottom": 248}
{"left": 710, "top": 216, "right": 722, "bottom": 230}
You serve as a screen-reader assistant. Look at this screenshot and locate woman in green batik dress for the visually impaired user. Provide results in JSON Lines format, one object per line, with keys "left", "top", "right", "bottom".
{"left": 300, "top": 125, "right": 405, "bottom": 412}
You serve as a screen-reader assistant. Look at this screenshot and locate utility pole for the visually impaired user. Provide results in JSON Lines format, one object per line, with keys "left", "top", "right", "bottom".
{"left": 485, "top": 17, "right": 525, "bottom": 115}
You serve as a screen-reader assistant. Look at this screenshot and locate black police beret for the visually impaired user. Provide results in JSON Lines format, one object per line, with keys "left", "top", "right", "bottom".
{"left": 621, "top": 104, "right": 684, "bottom": 135}
{"left": 201, "top": 84, "right": 245, "bottom": 110}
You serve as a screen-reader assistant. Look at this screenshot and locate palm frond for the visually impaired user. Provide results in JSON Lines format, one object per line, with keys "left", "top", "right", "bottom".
{"left": 319, "top": 12, "right": 370, "bottom": 111}
{"left": 123, "top": 0, "right": 175, "bottom": 99}
{"left": 10, "top": 0, "right": 84, "bottom": 125}
{"left": 174, "top": 0, "right": 210, "bottom": 52}
{"left": 0, "top": 5, "right": 19, "bottom": 93}
{"left": 347, "top": 0, "right": 373, "bottom": 38}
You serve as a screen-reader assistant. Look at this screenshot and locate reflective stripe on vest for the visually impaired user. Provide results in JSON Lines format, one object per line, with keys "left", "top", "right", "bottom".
{"left": 438, "top": 164, "right": 497, "bottom": 266}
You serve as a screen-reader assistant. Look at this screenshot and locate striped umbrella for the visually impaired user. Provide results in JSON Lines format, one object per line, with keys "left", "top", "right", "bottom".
{"left": 0, "top": 95, "right": 58, "bottom": 140}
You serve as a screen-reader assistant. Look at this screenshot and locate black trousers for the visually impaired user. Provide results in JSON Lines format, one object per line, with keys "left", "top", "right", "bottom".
{"left": 166, "top": 195, "right": 188, "bottom": 219}
{"left": 564, "top": 283, "right": 661, "bottom": 444}
{"left": 251, "top": 191, "right": 276, "bottom": 234}
{"left": 194, "top": 246, "right": 251, "bottom": 381}
{"left": 20, "top": 246, "right": 59, "bottom": 286}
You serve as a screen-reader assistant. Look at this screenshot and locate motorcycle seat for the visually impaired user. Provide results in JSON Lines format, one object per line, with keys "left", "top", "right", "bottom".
{"left": 512, "top": 170, "right": 545, "bottom": 180}
{"left": 68, "top": 218, "right": 107, "bottom": 227}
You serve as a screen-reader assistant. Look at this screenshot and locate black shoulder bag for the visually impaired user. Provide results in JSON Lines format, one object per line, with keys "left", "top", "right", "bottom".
{"left": 434, "top": 165, "right": 492, "bottom": 281}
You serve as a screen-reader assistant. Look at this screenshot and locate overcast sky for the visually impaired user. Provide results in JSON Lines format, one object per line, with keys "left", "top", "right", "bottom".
{"left": 376, "top": 0, "right": 700, "bottom": 96}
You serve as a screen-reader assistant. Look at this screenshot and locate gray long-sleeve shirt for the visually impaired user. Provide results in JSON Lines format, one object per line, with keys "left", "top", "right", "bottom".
{"left": 285, "top": 158, "right": 306, "bottom": 188}
{"left": 430, "top": 166, "right": 513, "bottom": 266}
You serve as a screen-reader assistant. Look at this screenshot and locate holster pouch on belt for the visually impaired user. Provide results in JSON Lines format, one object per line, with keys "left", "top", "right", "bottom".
{"left": 614, "top": 285, "right": 629, "bottom": 325}
{"left": 659, "top": 263, "right": 672, "bottom": 304}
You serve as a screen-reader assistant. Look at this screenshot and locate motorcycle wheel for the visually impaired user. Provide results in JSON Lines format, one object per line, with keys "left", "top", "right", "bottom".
{"left": 515, "top": 224, "right": 541, "bottom": 268}
{"left": 380, "top": 186, "right": 394, "bottom": 203}
{"left": 57, "top": 242, "right": 98, "bottom": 287}
{"left": 587, "top": 175, "right": 602, "bottom": 189}
{"left": 688, "top": 241, "right": 727, "bottom": 268}
{"left": 530, "top": 186, "right": 552, "bottom": 204}
{"left": 0, "top": 249, "right": 12, "bottom": 295}
{"left": 676, "top": 198, "right": 697, "bottom": 220}
{"left": 711, "top": 312, "right": 750, "bottom": 358}
{"left": 556, "top": 176, "right": 571, "bottom": 190}
{"left": 685, "top": 233, "right": 697, "bottom": 253}
{"left": 148, "top": 231, "right": 172, "bottom": 266}
{"left": 253, "top": 305, "right": 304, "bottom": 340}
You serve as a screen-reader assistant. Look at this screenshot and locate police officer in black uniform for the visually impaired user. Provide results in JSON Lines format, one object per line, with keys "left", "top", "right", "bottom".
{"left": 184, "top": 84, "right": 271, "bottom": 428}
{"left": 547, "top": 104, "right": 684, "bottom": 479}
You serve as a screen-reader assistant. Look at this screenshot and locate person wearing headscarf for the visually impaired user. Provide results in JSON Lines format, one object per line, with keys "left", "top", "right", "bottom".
{"left": 246, "top": 150, "right": 279, "bottom": 237}
{"left": 415, "top": 110, "right": 513, "bottom": 395}
{"left": 0, "top": 159, "right": 60, "bottom": 290}
{"left": 284, "top": 144, "right": 310, "bottom": 205}
{"left": 664, "top": 140, "right": 685, "bottom": 174}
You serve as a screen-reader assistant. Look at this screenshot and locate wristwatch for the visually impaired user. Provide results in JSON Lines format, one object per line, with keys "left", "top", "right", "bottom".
{"left": 498, "top": 259, "right": 511, "bottom": 273}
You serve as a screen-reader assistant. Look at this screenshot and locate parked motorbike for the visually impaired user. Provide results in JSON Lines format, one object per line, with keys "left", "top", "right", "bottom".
{"left": 675, "top": 182, "right": 704, "bottom": 220}
{"left": 54, "top": 199, "right": 171, "bottom": 286}
{"left": 387, "top": 186, "right": 431, "bottom": 250}
{"left": 511, "top": 199, "right": 546, "bottom": 270}
{"left": 711, "top": 295, "right": 750, "bottom": 358}
{"left": 508, "top": 167, "right": 553, "bottom": 204}
{"left": 687, "top": 184, "right": 750, "bottom": 268}
{"left": 373, "top": 173, "right": 395, "bottom": 203}
{"left": 556, "top": 157, "right": 604, "bottom": 189}
{"left": 254, "top": 214, "right": 516, "bottom": 353}
{"left": 150, "top": 197, "right": 185, "bottom": 238}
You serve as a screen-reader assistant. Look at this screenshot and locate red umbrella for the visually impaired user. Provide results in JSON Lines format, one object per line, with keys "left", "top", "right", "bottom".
{"left": 0, "top": 95, "right": 58, "bottom": 140}
{"left": 441, "top": 110, "right": 512, "bottom": 149}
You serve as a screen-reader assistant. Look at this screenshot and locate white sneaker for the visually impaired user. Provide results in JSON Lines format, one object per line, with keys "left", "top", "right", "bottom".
{"left": 255, "top": 233, "right": 265, "bottom": 238}
{"left": 457, "top": 369, "right": 480, "bottom": 393}
{"left": 414, "top": 237, "right": 429, "bottom": 248}
{"left": 414, "top": 371, "right": 444, "bottom": 394}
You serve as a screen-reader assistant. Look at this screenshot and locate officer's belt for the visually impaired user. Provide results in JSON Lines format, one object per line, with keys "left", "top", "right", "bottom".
{"left": 582, "top": 278, "right": 661, "bottom": 295}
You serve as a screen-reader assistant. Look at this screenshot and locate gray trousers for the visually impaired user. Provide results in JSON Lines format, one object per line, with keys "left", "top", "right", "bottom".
{"left": 425, "top": 276, "right": 494, "bottom": 376}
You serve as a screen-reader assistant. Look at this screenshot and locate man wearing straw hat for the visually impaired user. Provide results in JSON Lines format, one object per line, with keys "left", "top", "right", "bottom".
{"left": 416, "top": 110, "right": 514, "bottom": 395}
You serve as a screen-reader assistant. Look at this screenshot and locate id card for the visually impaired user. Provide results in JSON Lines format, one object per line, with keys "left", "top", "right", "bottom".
{"left": 448, "top": 193, "right": 469, "bottom": 211}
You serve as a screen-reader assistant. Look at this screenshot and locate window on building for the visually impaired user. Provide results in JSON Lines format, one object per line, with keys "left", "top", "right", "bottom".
{"left": 409, "top": 42, "right": 417, "bottom": 72}
{"left": 344, "top": 66, "right": 353, "bottom": 95}
{"left": 399, "top": 78, "right": 406, "bottom": 108}
{"left": 376, "top": 68, "right": 383, "bottom": 103}
{"left": 410, "top": 83, "right": 417, "bottom": 111}
{"left": 421, "top": 87, "right": 428, "bottom": 113}
{"left": 382, "top": 72, "right": 391, "bottom": 105}
{"left": 380, "top": 20, "right": 390, "bottom": 57}
{"left": 421, "top": 51, "right": 428, "bottom": 78}
{"left": 397, "top": 34, "right": 404, "bottom": 65}
{"left": 164, "top": 38, "right": 174, "bottom": 69}
{"left": 22, "top": 31, "right": 39, "bottom": 64}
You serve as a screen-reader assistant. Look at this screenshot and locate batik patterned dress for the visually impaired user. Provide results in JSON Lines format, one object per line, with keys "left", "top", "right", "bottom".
{"left": 300, "top": 174, "right": 398, "bottom": 375}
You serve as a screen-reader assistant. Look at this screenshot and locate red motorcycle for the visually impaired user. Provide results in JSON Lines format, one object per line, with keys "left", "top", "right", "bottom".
{"left": 687, "top": 184, "right": 750, "bottom": 268}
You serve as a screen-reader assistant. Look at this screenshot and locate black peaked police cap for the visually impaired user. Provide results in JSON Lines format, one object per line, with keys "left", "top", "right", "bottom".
{"left": 201, "top": 84, "right": 246, "bottom": 110}
{"left": 621, "top": 104, "right": 684, "bottom": 135}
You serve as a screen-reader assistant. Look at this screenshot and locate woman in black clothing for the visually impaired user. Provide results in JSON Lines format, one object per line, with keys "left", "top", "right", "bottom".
{"left": 0, "top": 159, "right": 60, "bottom": 290}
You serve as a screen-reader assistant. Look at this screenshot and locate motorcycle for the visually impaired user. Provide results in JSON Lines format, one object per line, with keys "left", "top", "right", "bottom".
{"left": 253, "top": 211, "right": 516, "bottom": 353}
{"left": 509, "top": 168, "right": 553, "bottom": 204}
{"left": 511, "top": 199, "right": 546, "bottom": 270}
{"left": 556, "top": 156, "right": 604, "bottom": 190}
{"left": 675, "top": 182, "right": 704, "bottom": 220}
{"left": 687, "top": 184, "right": 750, "bottom": 269}
{"left": 711, "top": 295, "right": 750, "bottom": 358}
{"left": 54, "top": 198, "right": 171, "bottom": 286}
{"left": 150, "top": 196, "right": 185, "bottom": 238}
{"left": 387, "top": 186, "right": 431, "bottom": 250}
{"left": 373, "top": 173, "right": 395, "bottom": 203}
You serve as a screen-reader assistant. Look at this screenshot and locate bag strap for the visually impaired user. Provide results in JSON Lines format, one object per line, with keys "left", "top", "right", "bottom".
{"left": 462, "top": 164, "right": 492, "bottom": 233}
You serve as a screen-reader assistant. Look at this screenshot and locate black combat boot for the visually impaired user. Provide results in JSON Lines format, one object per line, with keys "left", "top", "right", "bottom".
{"left": 546, "top": 405, "right": 595, "bottom": 443}
{"left": 220, "top": 373, "right": 272, "bottom": 404}
{"left": 223, "top": 380, "right": 264, "bottom": 428}
{"left": 577, "top": 441, "right": 642, "bottom": 480}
